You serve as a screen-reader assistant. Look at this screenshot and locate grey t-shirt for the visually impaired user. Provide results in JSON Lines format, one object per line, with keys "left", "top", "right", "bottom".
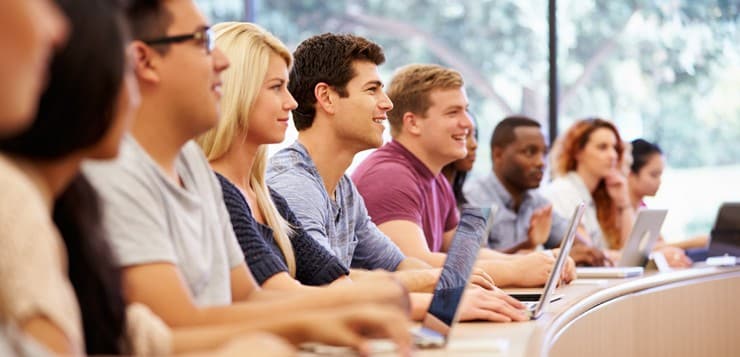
{"left": 463, "top": 172, "right": 569, "bottom": 250}
{"left": 82, "top": 135, "right": 245, "bottom": 307}
{"left": 266, "top": 141, "right": 405, "bottom": 271}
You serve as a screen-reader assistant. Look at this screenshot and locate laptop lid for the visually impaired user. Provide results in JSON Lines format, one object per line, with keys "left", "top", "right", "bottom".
{"left": 530, "top": 202, "right": 585, "bottom": 320}
{"left": 617, "top": 209, "right": 668, "bottom": 267}
{"left": 422, "top": 206, "right": 486, "bottom": 340}
{"left": 708, "top": 202, "right": 740, "bottom": 256}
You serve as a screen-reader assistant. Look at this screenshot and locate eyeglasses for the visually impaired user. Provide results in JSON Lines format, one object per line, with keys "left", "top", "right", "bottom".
{"left": 143, "top": 26, "right": 215, "bottom": 54}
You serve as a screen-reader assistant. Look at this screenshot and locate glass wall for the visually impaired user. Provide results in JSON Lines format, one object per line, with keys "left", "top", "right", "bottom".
{"left": 196, "top": 0, "right": 739, "bottom": 241}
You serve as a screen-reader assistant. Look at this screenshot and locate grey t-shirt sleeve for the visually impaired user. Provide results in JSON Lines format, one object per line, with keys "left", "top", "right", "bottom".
{"left": 267, "top": 170, "right": 333, "bottom": 253}
{"left": 350, "top": 186, "right": 405, "bottom": 271}
{"left": 82, "top": 161, "right": 178, "bottom": 267}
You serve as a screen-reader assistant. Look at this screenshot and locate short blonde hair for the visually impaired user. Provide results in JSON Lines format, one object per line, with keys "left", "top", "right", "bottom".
{"left": 386, "top": 64, "right": 464, "bottom": 136}
{"left": 197, "top": 22, "right": 296, "bottom": 276}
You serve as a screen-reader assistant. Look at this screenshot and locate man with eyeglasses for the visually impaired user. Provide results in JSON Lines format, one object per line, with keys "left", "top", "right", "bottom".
{"left": 82, "top": 0, "right": 412, "bottom": 352}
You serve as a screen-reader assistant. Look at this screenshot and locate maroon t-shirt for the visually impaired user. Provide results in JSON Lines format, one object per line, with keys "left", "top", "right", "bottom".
{"left": 352, "top": 140, "right": 459, "bottom": 252}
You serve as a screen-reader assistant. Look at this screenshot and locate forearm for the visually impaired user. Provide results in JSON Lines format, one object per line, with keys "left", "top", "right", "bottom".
{"left": 171, "top": 311, "right": 324, "bottom": 352}
{"left": 478, "top": 247, "right": 515, "bottom": 260}
{"left": 392, "top": 269, "right": 439, "bottom": 293}
{"left": 409, "top": 293, "right": 432, "bottom": 321}
{"left": 618, "top": 206, "right": 635, "bottom": 248}
{"left": 476, "top": 260, "right": 517, "bottom": 287}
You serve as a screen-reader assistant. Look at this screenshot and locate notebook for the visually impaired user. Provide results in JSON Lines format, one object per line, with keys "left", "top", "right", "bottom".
{"left": 688, "top": 202, "right": 740, "bottom": 263}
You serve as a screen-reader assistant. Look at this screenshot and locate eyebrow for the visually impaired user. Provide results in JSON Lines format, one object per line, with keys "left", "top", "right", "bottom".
{"left": 443, "top": 104, "right": 468, "bottom": 112}
{"left": 364, "top": 80, "right": 384, "bottom": 88}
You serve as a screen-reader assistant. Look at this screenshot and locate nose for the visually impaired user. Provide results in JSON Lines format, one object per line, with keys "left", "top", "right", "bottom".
{"left": 43, "top": 0, "right": 70, "bottom": 51}
{"left": 461, "top": 111, "right": 473, "bottom": 132}
{"left": 379, "top": 90, "right": 393, "bottom": 111}
{"left": 211, "top": 47, "right": 230, "bottom": 73}
{"left": 284, "top": 91, "right": 298, "bottom": 111}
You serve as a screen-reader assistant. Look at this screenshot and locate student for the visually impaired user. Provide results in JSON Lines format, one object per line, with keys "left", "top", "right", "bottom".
{"left": 267, "top": 34, "right": 528, "bottom": 322}
{"left": 80, "top": 0, "right": 411, "bottom": 353}
{"left": 628, "top": 138, "right": 694, "bottom": 267}
{"left": 198, "top": 22, "right": 349, "bottom": 289}
{"left": 544, "top": 118, "right": 633, "bottom": 251}
{"left": 463, "top": 116, "right": 609, "bottom": 265}
{"left": 0, "top": 0, "right": 67, "bottom": 134}
{"left": 352, "top": 64, "right": 575, "bottom": 287}
{"left": 441, "top": 117, "right": 478, "bottom": 206}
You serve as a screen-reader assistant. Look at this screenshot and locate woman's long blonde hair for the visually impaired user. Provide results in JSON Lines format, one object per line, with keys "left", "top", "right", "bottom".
{"left": 550, "top": 118, "right": 626, "bottom": 249}
{"left": 197, "top": 22, "right": 296, "bottom": 276}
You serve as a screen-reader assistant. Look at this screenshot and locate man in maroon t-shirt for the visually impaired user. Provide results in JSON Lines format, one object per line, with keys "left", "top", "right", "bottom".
{"left": 352, "top": 64, "right": 575, "bottom": 287}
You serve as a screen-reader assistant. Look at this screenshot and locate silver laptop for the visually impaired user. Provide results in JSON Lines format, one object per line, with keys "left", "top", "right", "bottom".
{"left": 518, "top": 202, "right": 585, "bottom": 320}
{"left": 576, "top": 209, "right": 667, "bottom": 278}
{"left": 617, "top": 209, "right": 668, "bottom": 267}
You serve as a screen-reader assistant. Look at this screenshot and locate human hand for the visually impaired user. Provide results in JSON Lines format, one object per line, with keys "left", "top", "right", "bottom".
{"left": 604, "top": 169, "right": 629, "bottom": 207}
{"left": 212, "top": 333, "right": 295, "bottom": 357}
{"left": 654, "top": 246, "right": 692, "bottom": 268}
{"left": 528, "top": 205, "right": 553, "bottom": 247}
{"left": 296, "top": 304, "right": 413, "bottom": 357}
{"left": 549, "top": 249, "right": 576, "bottom": 285}
{"left": 509, "top": 251, "right": 556, "bottom": 287}
{"left": 457, "top": 286, "right": 529, "bottom": 322}
{"left": 570, "top": 243, "right": 612, "bottom": 266}
{"left": 469, "top": 267, "right": 496, "bottom": 290}
{"left": 335, "top": 271, "right": 411, "bottom": 314}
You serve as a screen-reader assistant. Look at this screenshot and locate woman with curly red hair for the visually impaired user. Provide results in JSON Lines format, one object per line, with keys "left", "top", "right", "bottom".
{"left": 543, "top": 118, "right": 634, "bottom": 251}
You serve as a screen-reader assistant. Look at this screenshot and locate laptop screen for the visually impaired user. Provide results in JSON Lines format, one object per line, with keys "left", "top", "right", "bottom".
{"left": 531, "top": 202, "right": 585, "bottom": 319}
{"left": 424, "top": 206, "right": 486, "bottom": 331}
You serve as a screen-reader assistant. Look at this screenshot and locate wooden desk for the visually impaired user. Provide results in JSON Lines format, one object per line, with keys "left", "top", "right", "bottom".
{"left": 416, "top": 266, "right": 740, "bottom": 356}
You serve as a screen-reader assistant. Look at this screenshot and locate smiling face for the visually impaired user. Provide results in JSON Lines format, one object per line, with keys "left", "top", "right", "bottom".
{"left": 453, "top": 124, "right": 478, "bottom": 173}
{"left": 246, "top": 52, "right": 297, "bottom": 145}
{"left": 332, "top": 60, "right": 393, "bottom": 151}
{"left": 496, "top": 126, "right": 548, "bottom": 191}
{"left": 156, "top": 0, "right": 229, "bottom": 138}
{"left": 576, "top": 127, "right": 620, "bottom": 179}
{"left": 0, "top": 0, "right": 68, "bottom": 133}
{"left": 416, "top": 87, "right": 473, "bottom": 168}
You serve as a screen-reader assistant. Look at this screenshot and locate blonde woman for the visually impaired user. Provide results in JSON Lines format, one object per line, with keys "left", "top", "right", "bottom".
{"left": 198, "top": 22, "right": 350, "bottom": 289}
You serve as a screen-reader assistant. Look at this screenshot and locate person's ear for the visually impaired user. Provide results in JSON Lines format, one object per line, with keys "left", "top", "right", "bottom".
{"left": 129, "top": 41, "right": 160, "bottom": 85}
{"left": 402, "top": 112, "right": 422, "bottom": 136}
{"left": 314, "top": 82, "right": 336, "bottom": 115}
{"left": 492, "top": 145, "right": 504, "bottom": 163}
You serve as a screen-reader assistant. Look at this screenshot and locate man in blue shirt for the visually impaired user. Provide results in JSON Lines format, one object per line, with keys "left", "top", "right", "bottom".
{"left": 464, "top": 116, "right": 609, "bottom": 265}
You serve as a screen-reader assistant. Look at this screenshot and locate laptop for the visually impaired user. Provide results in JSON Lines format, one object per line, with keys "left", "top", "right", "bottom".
{"left": 302, "top": 206, "right": 487, "bottom": 354}
{"left": 511, "top": 202, "right": 585, "bottom": 319}
{"left": 688, "top": 202, "right": 740, "bottom": 263}
{"left": 577, "top": 209, "right": 667, "bottom": 278}
{"left": 413, "top": 205, "right": 488, "bottom": 347}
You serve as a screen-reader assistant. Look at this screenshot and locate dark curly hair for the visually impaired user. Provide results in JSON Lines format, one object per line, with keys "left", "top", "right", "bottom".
{"left": 289, "top": 33, "right": 385, "bottom": 130}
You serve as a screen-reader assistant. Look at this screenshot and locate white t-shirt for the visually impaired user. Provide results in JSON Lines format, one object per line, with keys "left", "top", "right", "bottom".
{"left": 542, "top": 172, "right": 606, "bottom": 249}
{"left": 83, "top": 135, "right": 245, "bottom": 307}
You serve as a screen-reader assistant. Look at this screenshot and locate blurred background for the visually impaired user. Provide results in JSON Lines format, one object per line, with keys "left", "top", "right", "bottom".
{"left": 196, "top": 0, "right": 740, "bottom": 243}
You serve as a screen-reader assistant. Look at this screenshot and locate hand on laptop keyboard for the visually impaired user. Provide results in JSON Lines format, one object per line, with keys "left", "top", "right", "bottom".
{"left": 457, "top": 286, "right": 529, "bottom": 322}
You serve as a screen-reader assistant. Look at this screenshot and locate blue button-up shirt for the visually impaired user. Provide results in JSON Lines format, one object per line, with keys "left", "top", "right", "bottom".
{"left": 463, "top": 172, "right": 569, "bottom": 250}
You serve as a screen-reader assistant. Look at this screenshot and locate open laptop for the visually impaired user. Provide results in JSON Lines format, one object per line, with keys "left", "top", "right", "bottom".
{"left": 577, "top": 209, "right": 667, "bottom": 278}
{"left": 509, "top": 202, "right": 585, "bottom": 319}
{"left": 302, "top": 206, "right": 487, "bottom": 354}
{"left": 688, "top": 202, "right": 740, "bottom": 264}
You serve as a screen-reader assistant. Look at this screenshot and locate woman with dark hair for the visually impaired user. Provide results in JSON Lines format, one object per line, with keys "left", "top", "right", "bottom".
{"left": 442, "top": 116, "right": 479, "bottom": 207}
{"left": 627, "top": 138, "right": 696, "bottom": 267}
{"left": 543, "top": 118, "right": 633, "bottom": 251}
